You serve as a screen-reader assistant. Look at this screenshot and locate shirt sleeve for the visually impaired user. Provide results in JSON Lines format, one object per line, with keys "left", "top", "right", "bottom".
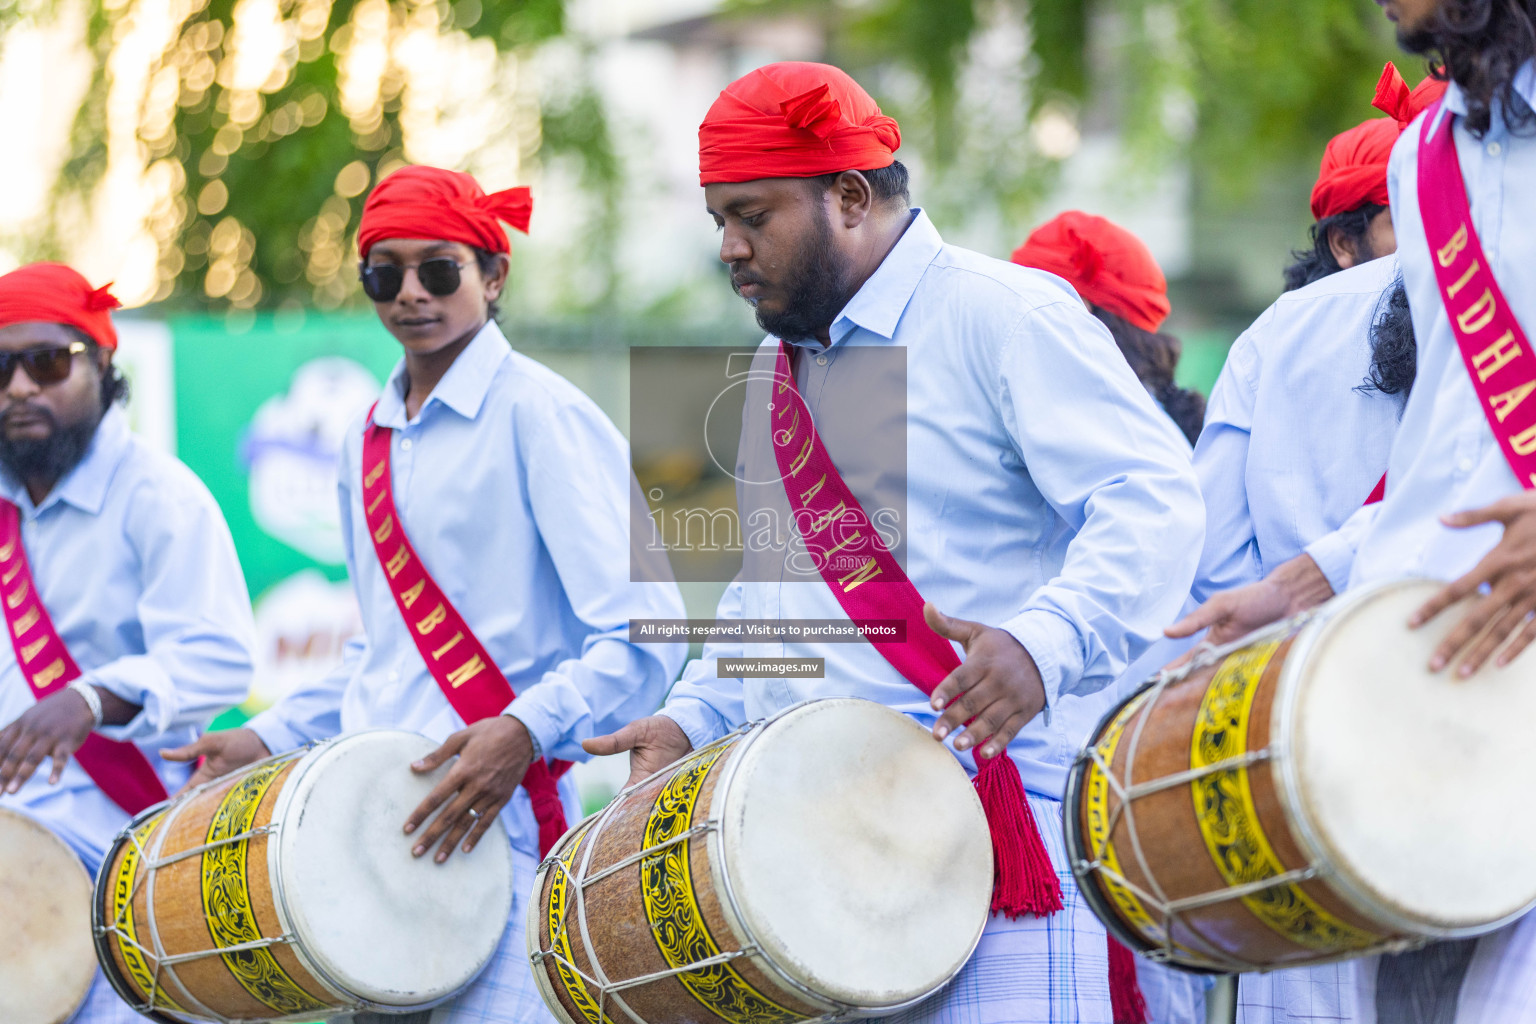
{"left": 1190, "top": 324, "right": 1266, "bottom": 602}
{"left": 90, "top": 471, "right": 256, "bottom": 745}
{"left": 658, "top": 576, "right": 748, "bottom": 751}
{"left": 995, "top": 301, "right": 1206, "bottom": 705}
{"left": 243, "top": 445, "right": 361, "bottom": 754}
{"left": 1304, "top": 502, "right": 1383, "bottom": 594}
{"left": 503, "top": 390, "right": 689, "bottom": 762}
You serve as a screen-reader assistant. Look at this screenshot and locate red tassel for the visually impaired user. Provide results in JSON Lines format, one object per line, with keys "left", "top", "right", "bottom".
{"left": 972, "top": 755, "right": 1063, "bottom": 919}
{"left": 1108, "top": 937, "right": 1148, "bottom": 1024}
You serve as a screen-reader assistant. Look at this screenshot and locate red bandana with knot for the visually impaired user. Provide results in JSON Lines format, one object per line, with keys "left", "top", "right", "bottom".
{"left": 357, "top": 165, "right": 532, "bottom": 259}
{"left": 1309, "top": 62, "right": 1447, "bottom": 221}
{"left": 698, "top": 62, "right": 901, "bottom": 185}
{"left": 1012, "top": 212, "right": 1170, "bottom": 334}
{"left": 0, "top": 262, "right": 121, "bottom": 350}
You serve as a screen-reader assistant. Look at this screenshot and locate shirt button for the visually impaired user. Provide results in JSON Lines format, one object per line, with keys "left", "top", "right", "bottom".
{"left": 1458, "top": 457, "right": 1475, "bottom": 473}
{"left": 1487, "top": 141, "right": 1502, "bottom": 156}
{"left": 388, "top": 669, "right": 400, "bottom": 682}
{"left": 400, "top": 438, "right": 413, "bottom": 452}
{"left": 815, "top": 355, "right": 828, "bottom": 366}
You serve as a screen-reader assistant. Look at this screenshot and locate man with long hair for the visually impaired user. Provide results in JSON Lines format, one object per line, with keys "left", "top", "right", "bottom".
{"left": 1176, "top": 0, "right": 1536, "bottom": 1018}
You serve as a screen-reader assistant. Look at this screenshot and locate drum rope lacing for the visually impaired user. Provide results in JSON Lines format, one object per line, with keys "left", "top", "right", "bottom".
{"left": 1072, "top": 616, "right": 1349, "bottom": 974}
{"left": 531, "top": 723, "right": 860, "bottom": 1024}
{"left": 96, "top": 745, "right": 372, "bottom": 1024}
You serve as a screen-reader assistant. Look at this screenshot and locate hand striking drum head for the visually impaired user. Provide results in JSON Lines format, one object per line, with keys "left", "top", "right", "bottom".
{"left": 0, "top": 808, "right": 95, "bottom": 1024}
{"left": 1067, "top": 578, "right": 1536, "bottom": 974}
{"left": 529, "top": 697, "right": 993, "bottom": 1024}
{"left": 1288, "top": 580, "right": 1536, "bottom": 932}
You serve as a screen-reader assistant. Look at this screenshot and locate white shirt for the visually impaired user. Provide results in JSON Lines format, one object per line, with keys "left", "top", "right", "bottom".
{"left": 659, "top": 210, "right": 1205, "bottom": 798}
{"left": 248, "top": 322, "right": 688, "bottom": 857}
{"left": 1352, "top": 62, "right": 1536, "bottom": 586}
{"left": 1195, "top": 255, "right": 1406, "bottom": 597}
{"left": 0, "top": 407, "right": 255, "bottom": 870}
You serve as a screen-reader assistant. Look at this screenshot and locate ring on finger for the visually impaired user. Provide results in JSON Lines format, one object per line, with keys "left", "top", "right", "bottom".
{"left": 466, "top": 807, "right": 481, "bottom": 821}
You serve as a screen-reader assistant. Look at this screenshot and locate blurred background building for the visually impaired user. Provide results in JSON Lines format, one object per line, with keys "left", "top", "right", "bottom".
{"left": 0, "top": 0, "right": 1408, "bottom": 807}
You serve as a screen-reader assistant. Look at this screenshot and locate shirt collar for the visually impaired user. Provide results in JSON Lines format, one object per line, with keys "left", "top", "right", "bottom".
{"left": 783, "top": 209, "right": 940, "bottom": 350}
{"left": 373, "top": 319, "right": 512, "bottom": 429}
{"left": 1441, "top": 59, "right": 1535, "bottom": 119}
{"left": 0, "top": 405, "right": 132, "bottom": 517}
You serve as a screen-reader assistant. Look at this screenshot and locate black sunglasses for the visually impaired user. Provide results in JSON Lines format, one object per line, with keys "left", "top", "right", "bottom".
{"left": 0, "top": 341, "right": 87, "bottom": 389}
{"left": 359, "top": 258, "right": 466, "bottom": 302}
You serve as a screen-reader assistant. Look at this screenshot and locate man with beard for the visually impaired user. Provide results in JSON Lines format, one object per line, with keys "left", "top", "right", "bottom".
{"left": 585, "top": 62, "right": 1204, "bottom": 1024}
{"left": 0, "top": 262, "right": 254, "bottom": 1022}
{"left": 1173, "top": 0, "right": 1536, "bottom": 1019}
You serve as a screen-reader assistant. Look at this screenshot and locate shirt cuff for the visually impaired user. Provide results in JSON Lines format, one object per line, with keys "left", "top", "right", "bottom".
{"left": 657, "top": 697, "right": 733, "bottom": 753}
{"left": 86, "top": 671, "right": 172, "bottom": 744}
{"left": 1000, "top": 608, "right": 1086, "bottom": 710}
{"left": 244, "top": 709, "right": 311, "bottom": 757}
{"left": 1302, "top": 531, "right": 1356, "bottom": 595}
{"left": 502, "top": 675, "right": 582, "bottom": 763}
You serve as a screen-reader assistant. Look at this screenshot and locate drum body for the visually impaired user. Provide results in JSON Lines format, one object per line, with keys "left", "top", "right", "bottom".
{"left": 94, "top": 729, "right": 514, "bottom": 1022}
{"left": 528, "top": 697, "right": 993, "bottom": 1024}
{"left": 0, "top": 807, "right": 96, "bottom": 1024}
{"left": 1066, "top": 579, "right": 1536, "bottom": 973}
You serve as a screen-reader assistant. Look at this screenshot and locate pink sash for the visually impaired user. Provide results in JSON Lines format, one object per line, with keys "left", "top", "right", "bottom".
{"left": 1418, "top": 103, "right": 1536, "bottom": 491}
{"left": 769, "top": 345, "right": 1146, "bottom": 1022}
{"left": 361, "top": 413, "right": 570, "bottom": 856}
{"left": 0, "top": 500, "right": 167, "bottom": 816}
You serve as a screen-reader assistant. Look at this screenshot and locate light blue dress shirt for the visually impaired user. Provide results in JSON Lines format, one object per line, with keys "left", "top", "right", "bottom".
{"left": 1352, "top": 62, "right": 1536, "bottom": 588}
{"left": 1195, "top": 254, "right": 1405, "bottom": 598}
{"left": 0, "top": 407, "right": 255, "bottom": 870}
{"left": 248, "top": 321, "right": 687, "bottom": 856}
{"left": 659, "top": 210, "right": 1205, "bottom": 798}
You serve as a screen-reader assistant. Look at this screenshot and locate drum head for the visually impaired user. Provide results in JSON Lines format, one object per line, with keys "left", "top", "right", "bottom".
{"left": 275, "top": 730, "right": 514, "bottom": 1006}
{"left": 1287, "top": 579, "right": 1536, "bottom": 933}
{"left": 718, "top": 698, "right": 992, "bottom": 1008}
{"left": 0, "top": 807, "right": 95, "bottom": 1024}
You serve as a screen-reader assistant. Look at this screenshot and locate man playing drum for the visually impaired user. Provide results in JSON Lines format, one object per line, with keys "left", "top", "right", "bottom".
{"left": 0, "top": 263, "right": 256, "bottom": 1022}
{"left": 1173, "top": 0, "right": 1536, "bottom": 1018}
{"left": 167, "top": 166, "right": 688, "bottom": 1023}
{"left": 585, "top": 61, "right": 1205, "bottom": 1024}
{"left": 1103, "top": 73, "right": 1441, "bottom": 1024}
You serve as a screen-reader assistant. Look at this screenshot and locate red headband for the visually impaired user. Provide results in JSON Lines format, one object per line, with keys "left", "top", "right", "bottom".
{"left": 699, "top": 62, "right": 901, "bottom": 185}
{"left": 357, "top": 165, "right": 531, "bottom": 258}
{"left": 1012, "top": 212, "right": 1170, "bottom": 334}
{"left": 0, "top": 262, "right": 120, "bottom": 350}
{"left": 1309, "top": 63, "right": 1447, "bottom": 221}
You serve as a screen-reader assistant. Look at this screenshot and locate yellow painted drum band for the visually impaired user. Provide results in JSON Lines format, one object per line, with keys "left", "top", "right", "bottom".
{"left": 199, "top": 759, "right": 330, "bottom": 1015}
{"left": 1082, "top": 690, "right": 1167, "bottom": 947}
{"left": 639, "top": 745, "right": 809, "bottom": 1024}
{"left": 545, "top": 820, "right": 610, "bottom": 1024}
{"left": 1190, "top": 640, "right": 1381, "bottom": 952}
{"left": 108, "top": 815, "right": 189, "bottom": 1015}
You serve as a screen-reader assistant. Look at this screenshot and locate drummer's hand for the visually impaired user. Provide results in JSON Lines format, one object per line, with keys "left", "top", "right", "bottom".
{"left": 162, "top": 728, "right": 271, "bottom": 794}
{"left": 1165, "top": 554, "right": 1335, "bottom": 650}
{"left": 923, "top": 603, "right": 1045, "bottom": 760}
{"left": 1410, "top": 493, "right": 1536, "bottom": 676}
{"left": 404, "top": 715, "right": 534, "bottom": 864}
{"left": 0, "top": 688, "right": 96, "bottom": 792}
{"left": 583, "top": 715, "right": 693, "bottom": 789}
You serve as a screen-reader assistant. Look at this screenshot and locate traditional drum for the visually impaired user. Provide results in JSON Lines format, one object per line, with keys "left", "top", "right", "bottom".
{"left": 0, "top": 807, "right": 96, "bottom": 1024}
{"left": 1066, "top": 578, "right": 1536, "bottom": 974}
{"left": 528, "top": 697, "right": 993, "bottom": 1024}
{"left": 94, "top": 729, "right": 513, "bottom": 1022}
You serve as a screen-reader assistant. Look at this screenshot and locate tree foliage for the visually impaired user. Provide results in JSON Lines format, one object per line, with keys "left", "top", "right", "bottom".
{"left": 48, "top": 0, "right": 589, "bottom": 310}
{"left": 728, "top": 0, "right": 1405, "bottom": 196}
